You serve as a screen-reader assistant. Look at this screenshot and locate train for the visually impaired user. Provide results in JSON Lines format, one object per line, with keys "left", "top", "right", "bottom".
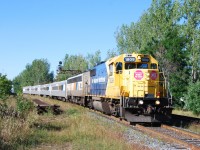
{"left": 23, "top": 53, "right": 173, "bottom": 123}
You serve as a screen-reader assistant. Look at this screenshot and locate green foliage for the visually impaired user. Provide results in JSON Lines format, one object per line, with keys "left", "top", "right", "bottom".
{"left": 16, "top": 95, "right": 34, "bottom": 115}
{"left": 183, "top": 0, "right": 200, "bottom": 82}
{"left": 0, "top": 74, "right": 12, "bottom": 97}
{"left": 65, "top": 108, "right": 80, "bottom": 116}
{"left": 56, "top": 54, "right": 89, "bottom": 81}
{"left": 184, "top": 81, "right": 200, "bottom": 115}
{"left": 56, "top": 50, "right": 102, "bottom": 81}
{"left": 86, "top": 50, "right": 101, "bottom": 69}
{"left": 106, "top": 49, "right": 118, "bottom": 60}
{"left": 169, "top": 71, "right": 189, "bottom": 107}
{"left": 13, "top": 59, "right": 54, "bottom": 93}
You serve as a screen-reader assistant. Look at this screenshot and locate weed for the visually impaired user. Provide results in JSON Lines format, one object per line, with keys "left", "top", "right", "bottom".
{"left": 65, "top": 108, "right": 80, "bottom": 116}
{"left": 16, "top": 95, "right": 34, "bottom": 116}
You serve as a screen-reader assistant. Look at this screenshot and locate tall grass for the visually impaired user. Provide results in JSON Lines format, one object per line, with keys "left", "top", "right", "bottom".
{"left": 0, "top": 96, "right": 37, "bottom": 149}
{"left": 173, "top": 109, "right": 200, "bottom": 118}
{"left": 27, "top": 96, "right": 137, "bottom": 150}
{"left": 1, "top": 95, "right": 143, "bottom": 149}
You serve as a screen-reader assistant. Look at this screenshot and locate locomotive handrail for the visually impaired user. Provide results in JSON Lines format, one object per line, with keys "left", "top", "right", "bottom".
{"left": 159, "top": 71, "right": 172, "bottom": 105}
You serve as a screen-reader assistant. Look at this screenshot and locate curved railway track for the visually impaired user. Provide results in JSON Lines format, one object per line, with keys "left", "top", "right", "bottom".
{"left": 136, "top": 124, "right": 200, "bottom": 150}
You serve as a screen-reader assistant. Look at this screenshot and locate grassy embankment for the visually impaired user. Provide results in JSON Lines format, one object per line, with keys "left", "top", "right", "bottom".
{"left": 172, "top": 109, "right": 200, "bottom": 133}
{"left": 0, "top": 95, "right": 143, "bottom": 150}
{"left": 172, "top": 109, "right": 200, "bottom": 119}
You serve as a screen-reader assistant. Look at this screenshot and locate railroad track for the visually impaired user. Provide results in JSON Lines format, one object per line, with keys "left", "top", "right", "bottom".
{"left": 136, "top": 124, "right": 200, "bottom": 150}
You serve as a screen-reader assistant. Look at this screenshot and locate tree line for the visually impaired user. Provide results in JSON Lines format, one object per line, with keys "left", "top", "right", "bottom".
{"left": 12, "top": 50, "right": 105, "bottom": 93}
{"left": 1, "top": 0, "right": 199, "bottom": 114}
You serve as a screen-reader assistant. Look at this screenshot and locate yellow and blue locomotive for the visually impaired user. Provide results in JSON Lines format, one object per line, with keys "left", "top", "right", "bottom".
{"left": 23, "top": 53, "right": 172, "bottom": 123}
{"left": 87, "top": 53, "right": 172, "bottom": 122}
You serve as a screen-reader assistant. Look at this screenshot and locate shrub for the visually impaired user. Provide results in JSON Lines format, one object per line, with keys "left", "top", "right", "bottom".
{"left": 184, "top": 81, "right": 200, "bottom": 115}
{"left": 0, "top": 74, "right": 12, "bottom": 96}
{"left": 16, "top": 95, "right": 34, "bottom": 117}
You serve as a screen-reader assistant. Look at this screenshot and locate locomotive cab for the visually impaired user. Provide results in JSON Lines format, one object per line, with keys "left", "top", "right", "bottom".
{"left": 106, "top": 53, "right": 172, "bottom": 123}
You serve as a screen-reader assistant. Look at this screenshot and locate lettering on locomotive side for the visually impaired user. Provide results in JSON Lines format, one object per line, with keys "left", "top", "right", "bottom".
{"left": 92, "top": 77, "right": 106, "bottom": 83}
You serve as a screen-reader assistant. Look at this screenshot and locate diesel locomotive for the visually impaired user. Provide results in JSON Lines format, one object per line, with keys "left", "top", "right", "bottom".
{"left": 23, "top": 53, "right": 172, "bottom": 123}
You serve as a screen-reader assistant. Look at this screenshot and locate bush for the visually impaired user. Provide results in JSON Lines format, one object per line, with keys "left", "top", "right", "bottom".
{"left": 184, "top": 81, "right": 200, "bottom": 115}
{"left": 0, "top": 74, "right": 12, "bottom": 97}
{"left": 16, "top": 95, "right": 34, "bottom": 117}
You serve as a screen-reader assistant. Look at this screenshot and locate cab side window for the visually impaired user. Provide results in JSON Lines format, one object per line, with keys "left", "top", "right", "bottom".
{"left": 116, "top": 62, "right": 122, "bottom": 73}
{"left": 109, "top": 64, "right": 113, "bottom": 76}
{"left": 151, "top": 63, "right": 157, "bottom": 69}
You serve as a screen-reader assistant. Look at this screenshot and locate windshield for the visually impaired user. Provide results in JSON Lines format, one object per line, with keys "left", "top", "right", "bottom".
{"left": 137, "top": 63, "right": 148, "bottom": 69}
{"left": 125, "top": 63, "right": 148, "bottom": 69}
{"left": 125, "top": 63, "right": 136, "bottom": 69}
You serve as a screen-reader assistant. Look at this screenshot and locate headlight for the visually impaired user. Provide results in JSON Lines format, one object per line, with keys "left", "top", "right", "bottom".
{"left": 138, "top": 100, "right": 144, "bottom": 105}
{"left": 155, "top": 100, "right": 160, "bottom": 105}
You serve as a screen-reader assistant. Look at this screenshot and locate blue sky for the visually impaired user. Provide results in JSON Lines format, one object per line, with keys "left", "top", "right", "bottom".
{"left": 0, "top": 0, "right": 151, "bottom": 80}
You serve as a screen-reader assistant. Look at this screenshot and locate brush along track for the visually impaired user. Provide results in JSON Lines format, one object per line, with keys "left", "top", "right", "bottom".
{"left": 136, "top": 124, "right": 200, "bottom": 150}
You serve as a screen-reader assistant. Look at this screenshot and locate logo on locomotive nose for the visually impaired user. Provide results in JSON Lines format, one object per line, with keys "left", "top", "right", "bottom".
{"left": 150, "top": 71, "right": 157, "bottom": 80}
{"left": 134, "top": 70, "right": 144, "bottom": 80}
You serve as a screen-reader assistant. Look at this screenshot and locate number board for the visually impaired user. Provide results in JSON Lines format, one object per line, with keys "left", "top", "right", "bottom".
{"left": 141, "top": 57, "right": 150, "bottom": 62}
{"left": 124, "top": 57, "right": 136, "bottom": 62}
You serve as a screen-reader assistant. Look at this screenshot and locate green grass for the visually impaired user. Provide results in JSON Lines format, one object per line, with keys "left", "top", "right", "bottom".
{"left": 1, "top": 95, "right": 137, "bottom": 150}
{"left": 172, "top": 109, "right": 200, "bottom": 118}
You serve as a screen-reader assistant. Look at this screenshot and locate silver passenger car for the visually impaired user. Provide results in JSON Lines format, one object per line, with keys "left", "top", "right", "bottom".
{"left": 23, "top": 86, "right": 31, "bottom": 94}
{"left": 30, "top": 85, "right": 40, "bottom": 95}
{"left": 40, "top": 84, "right": 51, "bottom": 97}
{"left": 50, "top": 80, "right": 67, "bottom": 99}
